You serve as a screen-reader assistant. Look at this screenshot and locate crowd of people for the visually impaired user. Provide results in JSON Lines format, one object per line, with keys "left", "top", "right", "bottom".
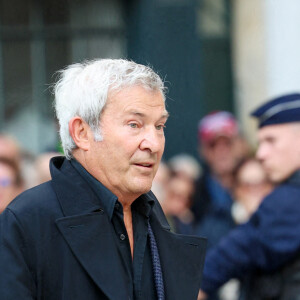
{"left": 0, "top": 59, "right": 300, "bottom": 300}
{"left": 150, "top": 110, "right": 277, "bottom": 300}
{"left": 0, "top": 134, "right": 60, "bottom": 214}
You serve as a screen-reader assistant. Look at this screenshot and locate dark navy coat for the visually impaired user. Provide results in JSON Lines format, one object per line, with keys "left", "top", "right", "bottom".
{"left": 0, "top": 157, "right": 206, "bottom": 300}
{"left": 201, "top": 170, "right": 300, "bottom": 297}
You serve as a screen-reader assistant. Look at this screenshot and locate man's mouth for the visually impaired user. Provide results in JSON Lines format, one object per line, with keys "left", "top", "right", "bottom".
{"left": 134, "top": 163, "right": 154, "bottom": 168}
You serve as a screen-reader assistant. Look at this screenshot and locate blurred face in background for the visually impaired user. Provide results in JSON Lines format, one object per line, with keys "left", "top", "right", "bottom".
{"left": 234, "top": 159, "right": 273, "bottom": 215}
{"left": 201, "top": 135, "right": 242, "bottom": 176}
{"left": 256, "top": 123, "right": 300, "bottom": 183}
{"left": 151, "top": 161, "right": 170, "bottom": 205}
{"left": 0, "top": 135, "right": 21, "bottom": 163}
{"left": 34, "top": 152, "right": 60, "bottom": 186}
{"left": 0, "top": 161, "right": 23, "bottom": 213}
{"left": 162, "top": 176, "right": 194, "bottom": 217}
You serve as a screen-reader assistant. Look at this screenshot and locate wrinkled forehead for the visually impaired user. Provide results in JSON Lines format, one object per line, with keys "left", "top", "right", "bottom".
{"left": 108, "top": 83, "right": 165, "bottom": 102}
{"left": 106, "top": 85, "right": 167, "bottom": 112}
{"left": 99, "top": 86, "right": 168, "bottom": 128}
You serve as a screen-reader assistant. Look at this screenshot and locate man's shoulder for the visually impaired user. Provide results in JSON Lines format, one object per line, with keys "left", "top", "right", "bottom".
{"left": 265, "top": 181, "right": 300, "bottom": 203}
{"left": 4, "top": 181, "right": 60, "bottom": 221}
{"left": 253, "top": 181, "right": 300, "bottom": 225}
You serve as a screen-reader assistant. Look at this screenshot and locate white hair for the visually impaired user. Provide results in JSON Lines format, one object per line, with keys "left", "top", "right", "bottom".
{"left": 168, "top": 153, "right": 202, "bottom": 180}
{"left": 54, "top": 59, "right": 166, "bottom": 159}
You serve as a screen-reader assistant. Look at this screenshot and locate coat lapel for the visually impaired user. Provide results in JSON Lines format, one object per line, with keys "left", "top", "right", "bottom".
{"left": 51, "top": 158, "right": 130, "bottom": 299}
{"left": 56, "top": 213, "right": 129, "bottom": 299}
{"left": 150, "top": 211, "right": 207, "bottom": 300}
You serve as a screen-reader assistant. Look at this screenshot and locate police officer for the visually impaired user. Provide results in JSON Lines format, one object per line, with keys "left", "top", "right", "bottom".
{"left": 198, "top": 93, "right": 300, "bottom": 300}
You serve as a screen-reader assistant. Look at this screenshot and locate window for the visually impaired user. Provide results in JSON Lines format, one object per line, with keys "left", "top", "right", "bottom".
{"left": 0, "top": 0, "right": 125, "bottom": 153}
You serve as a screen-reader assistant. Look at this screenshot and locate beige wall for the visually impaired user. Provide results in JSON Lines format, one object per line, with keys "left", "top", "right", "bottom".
{"left": 232, "top": 0, "right": 300, "bottom": 148}
{"left": 232, "top": 0, "right": 267, "bottom": 148}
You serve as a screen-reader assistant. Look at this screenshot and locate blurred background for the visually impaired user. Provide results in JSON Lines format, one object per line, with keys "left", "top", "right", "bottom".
{"left": 1, "top": 2, "right": 299, "bottom": 298}
{"left": 1, "top": 0, "right": 300, "bottom": 159}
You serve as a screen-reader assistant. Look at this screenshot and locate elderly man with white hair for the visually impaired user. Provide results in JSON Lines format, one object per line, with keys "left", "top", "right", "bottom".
{"left": 0, "top": 59, "right": 206, "bottom": 300}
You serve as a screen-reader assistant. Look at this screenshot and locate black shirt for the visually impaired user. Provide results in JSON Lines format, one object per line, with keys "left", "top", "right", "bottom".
{"left": 71, "top": 159, "right": 156, "bottom": 300}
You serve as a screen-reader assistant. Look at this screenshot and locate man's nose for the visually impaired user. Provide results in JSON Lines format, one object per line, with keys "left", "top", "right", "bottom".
{"left": 139, "top": 127, "right": 164, "bottom": 153}
{"left": 256, "top": 144, "right": 266, "bottom": 161}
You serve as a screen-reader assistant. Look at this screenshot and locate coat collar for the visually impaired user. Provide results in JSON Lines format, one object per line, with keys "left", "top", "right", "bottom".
{"left": 70, "top": 158, "right": 118, "bottom": 219}
{"left": 50, "top": 156, "right": 103, "bottom": 216}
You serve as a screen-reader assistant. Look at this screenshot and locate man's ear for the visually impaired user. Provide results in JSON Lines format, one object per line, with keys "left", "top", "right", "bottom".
{"left": 69, "top": 117, "right": 91, "bottom": 151}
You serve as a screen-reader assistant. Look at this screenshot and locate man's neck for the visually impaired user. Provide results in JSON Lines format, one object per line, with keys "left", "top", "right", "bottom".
{"left": 123, "top": 204, "right": 134, "bottom": 259}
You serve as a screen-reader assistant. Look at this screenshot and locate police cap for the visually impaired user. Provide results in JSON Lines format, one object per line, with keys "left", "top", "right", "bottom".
{"left": 251, "top": 93, "right": 300, "bottom": 128}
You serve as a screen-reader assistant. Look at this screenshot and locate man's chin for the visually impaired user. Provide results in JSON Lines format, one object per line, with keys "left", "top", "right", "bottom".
{"left": 127, "top": 175, "right": 155, "bottom": 195}
{"left": 268, "top": 173, "right": 286, "bottom": 184}
{"left": 132, "top": 183, "right": 152, "bottom": 196}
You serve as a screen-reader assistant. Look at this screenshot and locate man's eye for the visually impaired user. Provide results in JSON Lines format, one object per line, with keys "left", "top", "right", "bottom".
{"left": 129, "top": 123, "right": 138, "bottom": 128}
{"left": 156, "top": 125, "right": 166, "bottom": 130}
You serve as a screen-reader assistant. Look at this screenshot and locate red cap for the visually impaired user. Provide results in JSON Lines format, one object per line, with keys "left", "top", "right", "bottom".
{"left": 198, "top": 111, "right": 239, "bottom": 143}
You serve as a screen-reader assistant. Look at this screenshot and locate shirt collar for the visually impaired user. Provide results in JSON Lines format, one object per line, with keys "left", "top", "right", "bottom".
{"left": 70, "top": 159, "right": 155, "bottom": 219}
{"left": 133, "top": 193, "right": 155, "bottom": 218}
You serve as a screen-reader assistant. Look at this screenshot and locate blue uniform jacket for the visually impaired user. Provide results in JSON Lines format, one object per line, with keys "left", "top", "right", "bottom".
{"left": 0, "top": 157, "right": 206, "bottom": 300}
{"left": 201, "top": 170, "right": 300, "bottom": 294}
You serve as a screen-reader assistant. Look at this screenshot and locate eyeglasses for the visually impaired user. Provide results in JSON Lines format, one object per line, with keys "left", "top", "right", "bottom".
{"left": 206, "top": 138, "right": 234, "bottom": 149}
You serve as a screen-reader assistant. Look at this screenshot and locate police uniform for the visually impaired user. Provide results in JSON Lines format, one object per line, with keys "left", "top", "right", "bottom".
{"left": 201, "top": 93, "right": 300, "bottom": 300}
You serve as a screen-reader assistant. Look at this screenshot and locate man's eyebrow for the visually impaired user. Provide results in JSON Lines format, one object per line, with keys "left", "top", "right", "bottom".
{"left": 126, "top": 111, "right": 169, "bottom": 119}
{"left": 127, "top": 111, "right": 145, "bottom": 117}
{"left": 162, "top": 111, "right": 170, "bottom": 119}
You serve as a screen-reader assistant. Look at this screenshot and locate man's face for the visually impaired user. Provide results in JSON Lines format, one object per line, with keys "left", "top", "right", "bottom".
{"left": 256, "top": 123, "right": 300, "bottom": 183}
{"left": 85, "top": 85, "right": 168, "bottom": 201}
{"left": 164, "top": 176, "right": 194, "bottom": 216}
{"left": 234, "top": 160, "right": 273, "bottom": 214}
{"left": 201, "top": 136, "right": 240, "bottom": 176}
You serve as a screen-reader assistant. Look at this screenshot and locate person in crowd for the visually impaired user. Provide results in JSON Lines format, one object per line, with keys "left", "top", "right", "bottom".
{"left": 198, "top": 93, "right": 300, "bottom": 300}
{"left": 168, "top": 153, "right": 202, "bottom": 183}
{"left": 192, "top": 111, "right": 250, "bottom": 250}
{"left": 0, "top": 59, "right": 206, "bottom": 300}
{"left": 0, "top": 134, "right": 21, "bottom": 163}
{"left": 161, "top": 174, "right": 195, "bottom": 235}
{"left": 231, "top": 157, "right": 274, "bottom": 224}
{"left": 0, "top": 133, "right": 37, "bottom": 189}
{"left": 216, "top": 157, "right": 274, "bottom": 300}
{"left": 160, "top": 153, "right": 200, "bottom": 235}
{"left": 33, "top": 151, "right": 61, "bottom": 186}
{"left": 0, "top": 157, "right": 24, "bottom": 213}
{"left": 151, "top": 160, "right": 170, "bottom": 207}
